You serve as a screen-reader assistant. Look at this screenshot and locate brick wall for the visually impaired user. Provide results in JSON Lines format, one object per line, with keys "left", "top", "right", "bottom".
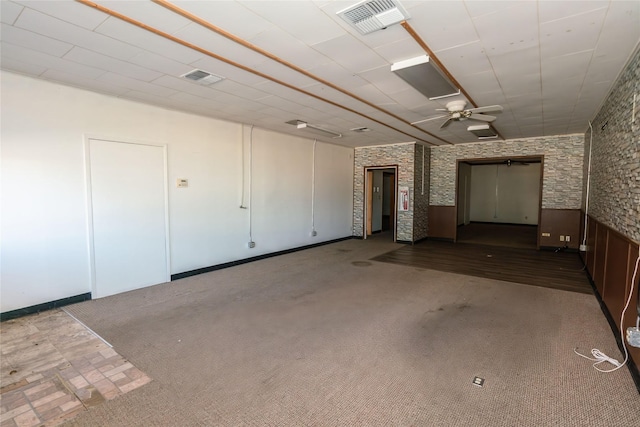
{"left": 354, "top": 143, "right": 416, "bottom": 241}
{"left": 413, "top": 144, "right": 430, "bottom": 241}
{"left": 586, "top": 46, "right": 640, "bottom": 243}
{"left": 430, "top": 135, "right": 584, "bottom": 209}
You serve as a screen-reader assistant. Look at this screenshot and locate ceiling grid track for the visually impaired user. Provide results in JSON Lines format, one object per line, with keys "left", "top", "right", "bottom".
{"left": 152, "top": 0, "right": 450, "bottom": 145}
{"left": 75, "top": 0, "right": 444, "bottom": 146}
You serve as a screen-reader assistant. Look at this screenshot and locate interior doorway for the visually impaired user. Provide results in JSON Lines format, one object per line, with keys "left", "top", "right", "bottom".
{"left": 455, "top": 156, "right": 543, "bottom": 249}
{"left": 364, "top": 166, "right": 397, "bottom": 241}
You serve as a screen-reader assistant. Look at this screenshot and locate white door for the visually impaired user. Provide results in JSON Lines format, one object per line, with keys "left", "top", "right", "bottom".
{"left": 88, "top": 139, "right": 169, "bottom": 298}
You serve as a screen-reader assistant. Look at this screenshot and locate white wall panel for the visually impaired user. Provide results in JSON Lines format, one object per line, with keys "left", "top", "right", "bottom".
{"left": 0, "top": 71, "right": 354, "bottom": 313}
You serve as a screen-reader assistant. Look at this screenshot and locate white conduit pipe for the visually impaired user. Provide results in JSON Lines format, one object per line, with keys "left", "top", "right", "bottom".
{"left": 581, "top": 122, "right": 593, "bottom": 249}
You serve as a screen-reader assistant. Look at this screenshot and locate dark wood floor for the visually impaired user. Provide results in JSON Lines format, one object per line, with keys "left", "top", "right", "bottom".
{"left": 372, "top": 240, "right": 592, "bottom": 294}
{"left": 457, "top": 223, "right": 537, "bottom": 249}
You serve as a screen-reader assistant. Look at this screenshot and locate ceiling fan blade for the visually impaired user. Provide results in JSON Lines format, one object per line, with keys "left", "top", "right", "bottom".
{"left": 411, "top": 114, "right": 447, "bottom": 125}
{"left": 467, "top": 105, "right": 503, "bottom": 114}
{"left": 440, "top": 118, "right": 453, "bottom": 129}
{"left": 468, "top": 113, "right": 496, "bottom": 122}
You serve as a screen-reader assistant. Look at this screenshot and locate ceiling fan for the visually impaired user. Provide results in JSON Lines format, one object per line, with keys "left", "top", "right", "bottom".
{"left": 412, "top": 100, "right": 503, "bottom": 129}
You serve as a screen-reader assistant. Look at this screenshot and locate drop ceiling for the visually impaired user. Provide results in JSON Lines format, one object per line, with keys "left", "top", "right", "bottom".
{"left": 1, "top": 0, "right": 638, "bottom": 147}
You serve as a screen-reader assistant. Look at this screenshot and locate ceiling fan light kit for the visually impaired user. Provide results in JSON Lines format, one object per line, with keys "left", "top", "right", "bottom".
{"left": 391, "top": 55, "right": 460, "bottom": 100}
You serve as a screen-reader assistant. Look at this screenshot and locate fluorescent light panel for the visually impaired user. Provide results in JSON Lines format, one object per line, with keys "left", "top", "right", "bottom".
{"left": 287, "top": 120, "right": 342, "bottom": 139}
{"left": 467, "top": 124, "right": 498, "bottom": 139}
{"left": 391, "top": 55, "right": 459, "bottom": 100}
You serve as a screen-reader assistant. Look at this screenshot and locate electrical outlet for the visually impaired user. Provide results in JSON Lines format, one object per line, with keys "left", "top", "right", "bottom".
{"left": 579, "top": 244, "right": 588, "bottom": 251}
{"left": 627, "top": 327, "right": 640, "bottom": 348}
{"left": 248, "top": 241, "right": 255, "bottom": 248}
{"left": 311, "top": 230, "right": 317, "bottom": 237}
{"left": 559, "top": 235, "right": 565, "bottom": 242}
{"left": 542, "top": 232, "right": 550, "bottom": 237}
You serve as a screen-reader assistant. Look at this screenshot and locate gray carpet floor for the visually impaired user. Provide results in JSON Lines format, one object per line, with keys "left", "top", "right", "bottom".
{"left": 64, "top": 238, "right": 639, "bottom": 426}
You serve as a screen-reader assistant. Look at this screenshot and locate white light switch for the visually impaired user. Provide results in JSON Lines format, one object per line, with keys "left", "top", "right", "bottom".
{"left": 177, "top": 179, "right": 188, "bottom": 188}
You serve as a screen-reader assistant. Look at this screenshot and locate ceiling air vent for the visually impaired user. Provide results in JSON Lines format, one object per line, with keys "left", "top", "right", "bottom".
{"left": 181, "top": 69, "right": 224, "bottom": 85}
{"left": 337, "top": 0, "right": 410, "bottom": 35}
{"left": 351, "top": 127, "right": 372, "bottom": 133}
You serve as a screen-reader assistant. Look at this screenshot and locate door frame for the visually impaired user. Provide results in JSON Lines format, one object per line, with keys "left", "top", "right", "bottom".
{"left": 454, "top": 155, "right": 544, "bottom": 248}
{"left": 363, "top": 165, "right": 398, "bottom": 241}
{"left": 83, "top": 135, "right": 171, "bottom": 297}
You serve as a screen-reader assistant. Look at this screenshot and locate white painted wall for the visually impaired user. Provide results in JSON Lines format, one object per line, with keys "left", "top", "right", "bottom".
{"left": 0, "top": 72, "right": 354, "bottom": 313}
{"left": 469, "top": 163, "right": 540, "bottom": 225}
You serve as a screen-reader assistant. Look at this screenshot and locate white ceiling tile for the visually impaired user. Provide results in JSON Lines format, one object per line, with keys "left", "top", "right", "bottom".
{"left": 311, "top": 34, "right": 387, "bottom": 73}
{"left": 15, "top": 0, "right": 108, "bottom": 30}
{"left": 248, "top": 27, "right": 333, "bottom": 70}
{"left": 472, "top": 2, "right": 539, "bottom": 54}
{"left": 359, "top": 66, "right": 409, "bottom": 95}
{"left": 92, "top": 0, "right": 192, "bottom": 34}
{"left": 542, "top": 50, "right": 592, "bottom": 82}
{"left": 151, "top": 75, "right": 229, "bottom": 101}
{"left": 128, "top": 51, "right": 194, "bottom": 77}
{"left": 173, "top": 0, "right": 274, "bottom": 39}
{"left": 215, "top": 80, "right": 272, "bottom": 101}
{"left": 1, "top": 1, "right": 23, "bottom": 25}
{"left": 540, "top": 8, "right": 607, "bottom": 59}
{"left": 436, "top": 41, "right": 493, "bottom": 77}
{"left": 407, "top": 1, "right": 478, "bottom": 52}
{"left": 489, "top": 47, "right": 541, "bottom": 81}
{"left": 175, "top": 23, "right": 268, "bottom": 68}
{"left": 373, "top": 36, "right": 422, "bottom": 63}
{"left": 97, "top": 72, "right": 178, "bottom": 98}
{"left": 1, "top": 42, "right": 105, "bottom": 79}
{"left": 1, "top": 23, "right": 72, "bottom": 57}
{"left": 538, "top": 1, "right": 609, "bottom": 24}
{"left": 593, "top": 1, "right": 640, "bottom": 61}
{"left": 1, "top": 58, "right": 46, "bottom": 76}
{"left": 94, "top": 17, "right": 205, "bottom": 65}
{"left": 251, "top": 60, "right": 319, "bottom": 88}
{"left": 306, "top": 62, "right": 368, "bottom": 89}
{"left": 241, "top": 0, "right": 344, "bottom": 45}
{"left": 63, "top": 47, "right": 162, "bottom": 82}
{"left": 39, "top": 69, "right": 130, "bottom": 97}
{"left": 14, "top": 8, "right": 141, "bottom": 61}
{"left": 464, "top": 1, "right": 517, "bottom": 19}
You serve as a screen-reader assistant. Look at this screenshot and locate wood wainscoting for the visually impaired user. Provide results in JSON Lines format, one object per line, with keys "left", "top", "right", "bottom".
{"left": 428, "top": 205, "right": 456, "bottom": 240}
{"left": 583, "top": 215, "right": 640, "bottom": 380}
{"left": 428, "top": 206, "right": 582, "bottom": 249}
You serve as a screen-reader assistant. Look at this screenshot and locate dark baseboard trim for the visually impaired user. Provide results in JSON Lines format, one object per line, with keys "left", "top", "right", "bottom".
{"left": 1, "top": 293, "right": 92, "bottom": 322}
{"left": 540, "top": 246, "right": 579, "bottom": 253}
{"left": 396, "top": 240, "right": 413, "bottom": 244}
{"left": 585, "top": 272, "right": 640, "bottom": 393}
{"left": 413, "top": 236, "right": 429, "bottom": 244}
{"left": 171, "top": 236, "right": 354, "bottom": 281}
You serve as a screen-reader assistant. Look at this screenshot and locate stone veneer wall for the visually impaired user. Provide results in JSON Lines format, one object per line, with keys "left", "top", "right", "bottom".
{"left": 430, "top": 135, "right": 584, "bottom": 209}
{"left": 354, "top": 143, "right": 415, "bottom": 241}
{"left": 586, "top": 46, "right": 640, "bottom": 243}
{"left": 413, "top": 144, "right": 430, "bottom": 241}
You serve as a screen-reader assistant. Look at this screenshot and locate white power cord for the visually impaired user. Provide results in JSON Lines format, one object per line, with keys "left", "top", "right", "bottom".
{"left": 575, "top": 244, "right": 640, "bottom": 373}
